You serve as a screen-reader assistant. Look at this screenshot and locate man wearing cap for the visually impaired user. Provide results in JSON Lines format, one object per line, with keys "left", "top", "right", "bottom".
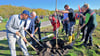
{"left": 80, "top": 4, "right": 97, "bottom": 46}
{"left": 6, "top": 10, "right": 30, "bottom": 56}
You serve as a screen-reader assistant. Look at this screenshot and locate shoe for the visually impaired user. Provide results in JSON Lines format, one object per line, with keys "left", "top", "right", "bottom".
{"left": 80, "top": 38, "right": 85, "bottom": 42}
{"left": 87, "top": 43, "right": 93, "bottom": 46}
{"left": 81, "top": 43, "right": 87, "bottom": 47}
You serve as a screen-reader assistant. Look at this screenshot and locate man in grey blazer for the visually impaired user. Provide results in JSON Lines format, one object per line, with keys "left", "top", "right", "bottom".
{"left": 6, "top": 10, "right": 30, "bottom": 56}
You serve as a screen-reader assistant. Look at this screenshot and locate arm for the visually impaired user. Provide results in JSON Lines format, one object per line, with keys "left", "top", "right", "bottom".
{"left": 56, "top": 9, "right": 69, "bottom": 13}
{"left": 31, "top": 22, "right": 35, "bottom": 34}
{"left": 80, "top": 13, "right": 91, "bottom": 29}
{"left": 33, "top": 27, "right": 38, "bottom": 35}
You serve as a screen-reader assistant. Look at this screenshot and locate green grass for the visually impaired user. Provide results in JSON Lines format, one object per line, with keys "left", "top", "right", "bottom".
{"left": 0, "top": 15, "right": 100, "bottom": 56}
{"left": 0, "top": 17, "right": 49, "bottom": 31}
{"left": 0, "top": 22, "right": 6, "bottom": 31}
{"left": 40, "top": 17, "right": 49, "bottom": 22}
{"left": 65, "top": 15, "right": 100, "bottom": 56}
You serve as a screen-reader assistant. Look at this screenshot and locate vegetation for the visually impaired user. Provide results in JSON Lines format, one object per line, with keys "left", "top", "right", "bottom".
{"left": 0, "top": 5, "right": 54, "bottom": 18}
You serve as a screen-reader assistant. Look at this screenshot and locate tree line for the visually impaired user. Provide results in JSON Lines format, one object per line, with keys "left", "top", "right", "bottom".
{"left": 0, "top": 5, "right": 54, "bottom": 18}
{"left": 0, "top": 5, "right": 100, "bottom": 19}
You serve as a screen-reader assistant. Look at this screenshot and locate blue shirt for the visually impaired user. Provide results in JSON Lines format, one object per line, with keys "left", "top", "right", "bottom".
{"left": 29, "top": 16, "right": 38, "bottom": 34}
{"left": 64, "top": 13, "right": 68, "bottom": 20}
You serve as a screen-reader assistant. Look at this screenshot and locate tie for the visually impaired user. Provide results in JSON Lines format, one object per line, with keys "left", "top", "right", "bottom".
{"left": 20, "top": 20, "right": 22, "bottom": 25}
{"left": 24, "top": 20, "right": 27, "bottom": 27}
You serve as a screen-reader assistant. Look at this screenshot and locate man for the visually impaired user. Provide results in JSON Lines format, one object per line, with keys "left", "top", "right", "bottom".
{"left": 24, "top": 17, "right": 31, "bottom": 37}
{"left": 56, "top": 4, "right": 75, "bottom": 44}
{"left": 6, "top": 10, "right": 30, "bottom": 56}
{"left": 80, "top": 4, "right": 97, "bottom": 46}
{"left": 49, "top": 12, "right": 60, "bottom": 39}
{"left": 34, "top": 17, "right": 41, "bottom": 40}
{"left": 28, "top": 11, "right": 39, "bottom": 48}
{"left": 79, "top": 7, "right": 87, "bottom": 42}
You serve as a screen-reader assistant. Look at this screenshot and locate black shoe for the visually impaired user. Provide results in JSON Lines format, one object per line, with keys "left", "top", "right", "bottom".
{"left": 81, "top": 43, "right": 87, "bottom": 47}
{"left": 87, "top": 43, "right": 93, "bottom": 46}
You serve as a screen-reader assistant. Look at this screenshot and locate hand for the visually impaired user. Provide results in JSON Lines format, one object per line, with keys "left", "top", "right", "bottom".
{"left": 16, "top": 31, "right": 20, "bottom": 36}
{"left": 79, "top": 13, "right": 83, "bottom": 16}
{"left": 55, "top": 9, "right": 58, "bottom": 12}
{"left": 23, "top": 37, "right": 27, "bottom": 42}
{"left": 24, "top": 28, "right": 26, "bottom": 31}
{"left": 30, "top": 34, "right": 33, "bottom": 37}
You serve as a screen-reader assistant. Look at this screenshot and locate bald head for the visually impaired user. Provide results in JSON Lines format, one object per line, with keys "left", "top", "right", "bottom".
{"left": 30, "top": 11, "right": 36, "bottom": 18}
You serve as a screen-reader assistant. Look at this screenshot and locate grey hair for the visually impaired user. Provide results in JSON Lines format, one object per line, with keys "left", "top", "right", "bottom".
{"left": 31, "top": 11, "right": 36, "bottom": 16}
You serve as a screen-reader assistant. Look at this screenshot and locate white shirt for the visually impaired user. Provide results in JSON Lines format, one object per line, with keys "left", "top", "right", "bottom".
{"left": 25, "top": 18, "right": 31, "bottom": 30}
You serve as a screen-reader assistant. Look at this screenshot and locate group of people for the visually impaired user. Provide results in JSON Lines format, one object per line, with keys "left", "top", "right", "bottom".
{"left": 49, "top": 4, "right": 97, "bottom": 46}
{"left": 6, "top": 3, "right": 97, "bottom": 56}
{"left": 6, "top": 10, "right": 41, "bottom": 56}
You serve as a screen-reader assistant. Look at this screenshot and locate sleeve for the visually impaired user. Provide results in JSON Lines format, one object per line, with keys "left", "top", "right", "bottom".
{"left": 6, "top": 16, "right": 19, "bottom": 33}
{"left": 32, "top": 21, "right": 35, "bottom": 34}
{"left": 85, "top": 13, "right": 91, "bottom": 24}
{"left": 20, "top": 21, "right": 25, "bottom": 37}
{"left": 20, "top": 26, "right": 25, "bottom": 37}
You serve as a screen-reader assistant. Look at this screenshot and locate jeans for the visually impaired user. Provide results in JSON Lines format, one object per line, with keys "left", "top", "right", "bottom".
{"left": 81, "top": 26, "right": 87, "bottom": 41}
{"left": 69, "top": 22, "right": 75, "bottom": 36}
{"left": 35, "top": 27, "right": 41, "bottom": 40}
{"left": 63, "top": 21, "right": 70, "bottom": 36}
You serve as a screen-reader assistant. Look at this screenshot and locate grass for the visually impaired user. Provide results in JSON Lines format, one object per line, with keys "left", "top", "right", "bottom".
{"left": 0, "top": 15, "right": 100, "bottom": 56}
{"left": 0, "top": 22, "right": 6, "bottom": 31}
{"left": 40, "top": 17, "right": 49, "bottom": 22}
{"left": 0, "top": 17, "right": 49, "bottom": 31}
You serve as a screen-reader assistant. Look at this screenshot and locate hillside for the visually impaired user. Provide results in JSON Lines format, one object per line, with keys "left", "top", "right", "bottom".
{"left": 0, "top": 5, "right": 54, "bottom": 18}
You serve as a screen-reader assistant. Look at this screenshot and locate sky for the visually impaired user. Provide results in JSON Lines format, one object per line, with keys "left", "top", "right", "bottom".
{"left": 0, "top": 0, "right": 100, "bottom": 10}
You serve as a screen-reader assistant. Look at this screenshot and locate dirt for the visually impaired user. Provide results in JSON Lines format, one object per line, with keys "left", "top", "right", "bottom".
{"left": 36, "top": 39, "right": 73, "bottom": 56}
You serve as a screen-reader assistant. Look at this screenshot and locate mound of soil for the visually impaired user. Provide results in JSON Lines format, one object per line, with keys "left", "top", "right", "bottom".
{"left": 36, "top": 39, "right": 73, "bottom": 56}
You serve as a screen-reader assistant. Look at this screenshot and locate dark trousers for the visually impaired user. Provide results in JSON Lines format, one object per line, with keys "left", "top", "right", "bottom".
{"left": 81, "top": 26, "right": 87, "bottom": 40}
{"left": 63, "top": 21, "right": 70, "bottom": 36}
{"left": 69, "top": 22, "right": 75, "bottom": 36}
{"left": 35, "top": 27, "right": 41, "bottom": 40}
{"left": 84, "top": 25, "right": 96, "bottom": 45}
